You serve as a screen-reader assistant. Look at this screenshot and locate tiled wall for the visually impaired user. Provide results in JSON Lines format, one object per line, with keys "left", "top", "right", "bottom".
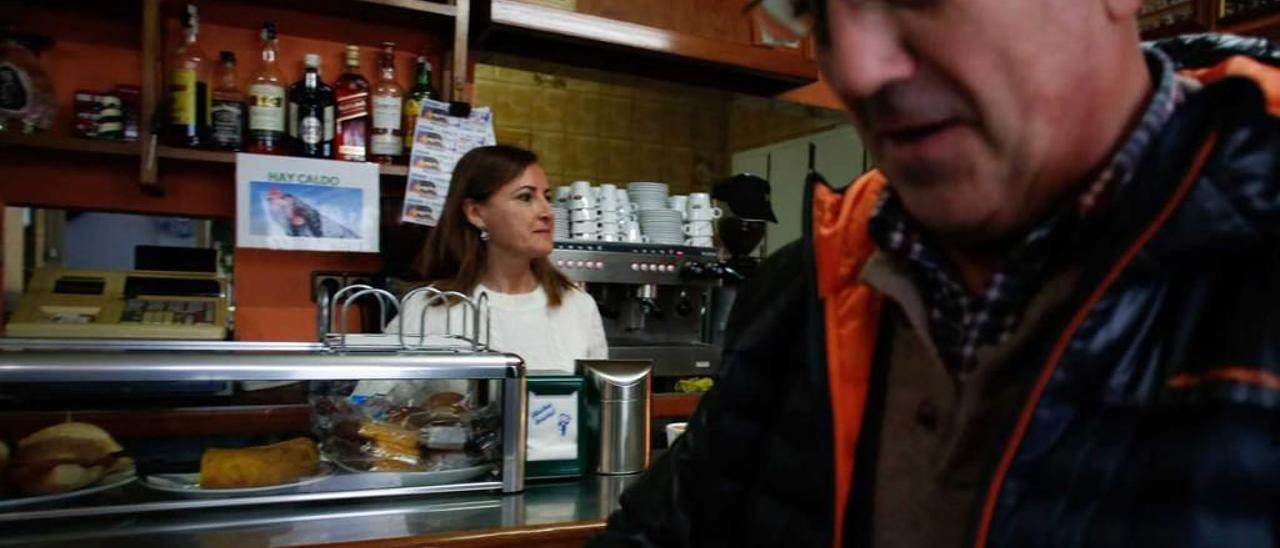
{"left": 473, "top": 55, "right": 849, "bottom": 194}
{"left": 473, "top": 58, "right": 731, "bottom": 195}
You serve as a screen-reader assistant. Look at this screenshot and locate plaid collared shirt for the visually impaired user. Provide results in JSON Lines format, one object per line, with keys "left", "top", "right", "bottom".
{"left": 867, "top": 48, "right": 1185, "bottom": 380}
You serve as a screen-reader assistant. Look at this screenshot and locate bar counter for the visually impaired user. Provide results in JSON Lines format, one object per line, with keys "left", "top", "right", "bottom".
{"left": 3, "top": 475, "right": 639, "bottom": 547}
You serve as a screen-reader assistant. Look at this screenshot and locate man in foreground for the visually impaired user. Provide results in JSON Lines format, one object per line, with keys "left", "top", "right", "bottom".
{"left": 593, "top": 0, "right": 1280, "bottom": 546}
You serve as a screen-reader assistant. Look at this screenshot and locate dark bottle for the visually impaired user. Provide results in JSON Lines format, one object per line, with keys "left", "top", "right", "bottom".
{"left": 209, "top": 51, "right": 245, "bottom": 150}
{"left": 402, "top": 55, "right": 439, "bottom": 150}
{"left": 333, "top": 45, "right": 369, "bottom": 162}
{"left": 166, "top": 4, "right": 210, "bottom": 147}
{"left": 288, "top": 53, "right": 335, "bottom": 158}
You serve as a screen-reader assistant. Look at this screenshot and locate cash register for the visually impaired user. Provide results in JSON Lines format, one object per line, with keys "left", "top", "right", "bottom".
{"left": 6, "top": 267, "right": 229, "bottom": 340}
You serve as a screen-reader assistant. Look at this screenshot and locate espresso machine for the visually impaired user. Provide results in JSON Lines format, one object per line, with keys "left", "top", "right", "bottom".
{"left": 550, "top": 242, "right": 732, "bottom": 379}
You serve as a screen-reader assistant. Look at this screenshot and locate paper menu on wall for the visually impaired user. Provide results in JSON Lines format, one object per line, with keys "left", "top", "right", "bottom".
{"left": 401, "top": 100, "right": 496, "bottom": 226}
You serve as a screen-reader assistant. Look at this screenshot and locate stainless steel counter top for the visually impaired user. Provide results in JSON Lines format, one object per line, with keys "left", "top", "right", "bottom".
{"left": 1, "top": 475, "right": 640, "bottom": 547}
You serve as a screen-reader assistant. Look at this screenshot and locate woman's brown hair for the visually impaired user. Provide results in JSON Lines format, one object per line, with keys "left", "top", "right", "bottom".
{"left": 412, "top": 145, "right": 576, "bottom": 306}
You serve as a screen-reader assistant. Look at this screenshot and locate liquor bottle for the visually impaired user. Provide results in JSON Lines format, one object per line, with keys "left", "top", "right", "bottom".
{"left": 246, "top": 22, "right": 286, "bottom": 154}
{"left": 333, "top": 45, "right": 370, "bottom": 162}
{"left": 167, "top": 4, "right": 210, "bottom": 147}
{"left": 209, "top": 51, "right": 245, "bottom": 150}
{"left": 402, "top": 55, "right": 438, "bottom": 150}
{"left": 369, "top": 42, "right": 404, "bottom": 163}
{"left": 288, "top": 53, "right": 335, "bottom": 158}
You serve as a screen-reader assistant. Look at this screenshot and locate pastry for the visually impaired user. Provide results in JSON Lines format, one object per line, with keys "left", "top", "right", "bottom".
{"left": 199, "top": 437, "right": 319, "bottom": 489}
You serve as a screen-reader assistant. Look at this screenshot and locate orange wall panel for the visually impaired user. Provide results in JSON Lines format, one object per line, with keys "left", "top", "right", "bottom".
{"left": 233, "top": 248, "right": 382, "bottom": 341}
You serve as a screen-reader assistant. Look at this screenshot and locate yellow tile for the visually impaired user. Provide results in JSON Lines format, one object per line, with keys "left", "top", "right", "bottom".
{"left": 633, "top": 79, "right": 666, "bottom": 103}
{"left": 530, "top": 131, "right": 566, "bottom": 174}
{"left": 495, "top": 66, "right": 537, "bottom": 85}
{"left": 693, "top": 106, "right": 726, "bottom": 149}
{"left": 631, "top": 100, "right": 664, "bottom": 144}
{"left": 474, "top": 63, "right": 498, "bottom": 81}
{"left": 496, "top": 128, "right": 532, "bottom": 149}
{"left": 565, "top": 172, "right": 595, "bottom": 185}
{"left": 631, "top": 143, "right": 665, "bottom": 181}
{"left": 543, "top": 172, "right": 563, "bottom": 190}
{"left": 564, "top": 134, "right": 598, "bottom": 176}
{"left": 693, "top": 150, "right": 725, "bottom": 191}
{"left": 473, "top": 79, "right": 498, "bottom": 109}
{"left": 599, "top": 138, "right": 631, "bottom": 182}
{"left": 493, "top": 83, "right": 534, "bottom": 130}
{"left": 564, "top": 93, "right": 600, "bottom": 136}
{"left": 664, "top": 102, "right": 694, "bottom": 147}
{"left": 599, "top": 96, "right": 633, "bottom": 139}
{"left": 565, "top": 76, "right": 601, "bottom": 94}
{"left": 599, "top": 76, "right": 635, "bottom": 98}
{"left": 663, "top": 146, "right": 695, "bottom": 189}
{"left": 532, "top": 87, "right": 566, "bottom": 132}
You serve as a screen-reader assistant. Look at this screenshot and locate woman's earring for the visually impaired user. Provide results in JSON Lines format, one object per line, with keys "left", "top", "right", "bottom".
{"left": 479, "top": 228, "right": 490, "bottom": 241}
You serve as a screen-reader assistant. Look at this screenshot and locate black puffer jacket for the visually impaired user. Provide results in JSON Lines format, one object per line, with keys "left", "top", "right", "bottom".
{"left": 591, "top": 35, "right": 1280, "bottom": 548}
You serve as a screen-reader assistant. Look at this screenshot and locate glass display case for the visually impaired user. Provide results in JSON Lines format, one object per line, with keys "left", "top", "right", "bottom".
{"left": 0, "top": 338, "right": 527, "bottom": 524}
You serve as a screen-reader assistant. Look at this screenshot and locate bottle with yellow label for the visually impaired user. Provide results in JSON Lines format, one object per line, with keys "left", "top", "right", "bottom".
{"left": 167, "top": 4, "right": 210, "bottom": 147}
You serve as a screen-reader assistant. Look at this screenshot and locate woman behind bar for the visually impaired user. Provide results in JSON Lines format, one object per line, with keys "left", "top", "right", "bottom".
{"left": 387, "top": 145, "right": 608, "bottom": 372}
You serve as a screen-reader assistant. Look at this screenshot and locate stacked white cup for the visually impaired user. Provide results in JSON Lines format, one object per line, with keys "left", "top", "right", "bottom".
{"left": 682, "top": 192, "right": 721, "bottom": 247}
{"left": 568, "top": 180, "right": 600, "bottom": 241}
{"left": 597, "top": 184, "right": 623, "bottom": 242}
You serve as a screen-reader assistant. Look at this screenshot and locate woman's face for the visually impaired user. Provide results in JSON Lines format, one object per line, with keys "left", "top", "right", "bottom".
{"left": 466, "top": 164, "right": 555, "bottom": 260}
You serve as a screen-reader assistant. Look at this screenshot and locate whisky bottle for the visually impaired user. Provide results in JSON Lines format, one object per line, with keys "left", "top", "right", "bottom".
{"left": 246, "top": 22, "right": 286, "bottom": 154}
{"left": 167, "top": 4, "right": 210, "bottom": 147}
{"left": 369, "top": 42, "right": 404, "bottom": 163}
{"left": 333, "top": 45, "right": 369, "bottom": 162}
{"left": 288, "top": 53, "right": 335, "bottom": 158}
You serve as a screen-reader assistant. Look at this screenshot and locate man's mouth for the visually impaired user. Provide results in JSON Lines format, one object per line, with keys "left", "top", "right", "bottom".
{"left": 880, "top": 120, "right": 958, "bottom": 145}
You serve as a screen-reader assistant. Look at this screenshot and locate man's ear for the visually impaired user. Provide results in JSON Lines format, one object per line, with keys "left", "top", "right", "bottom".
{"left": 463, "top": 198, "right": 486, "bottom": 231}
{"left": 1104, "top": 0, "right": 1143, "bottom": 20}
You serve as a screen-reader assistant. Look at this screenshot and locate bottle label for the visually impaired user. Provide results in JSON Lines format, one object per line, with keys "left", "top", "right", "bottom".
{"left": 372, "top": 96, "right": 402, "bottom": 129}
{"left": 210, "top": 100, "right": 244, "bottom": 146}
{"left": 170, "top": 68, "right": 197, "bottom": 125}
{"left": 371, "top": 96, "right": 402, "bottom": 155}
{"left": 248, "top": 83, "right": 285, "bottom": 132}
{"left": 301, "top": 114, "right": 321, "bottom": 145}
{"left": 336, "top": 91, "right": 369, "bottom": 122}
{"left": 0, "top": 63, "right": 31, "bottom": 113}
{"left": 324, "top": 105, "right": 335, "bottom": 141}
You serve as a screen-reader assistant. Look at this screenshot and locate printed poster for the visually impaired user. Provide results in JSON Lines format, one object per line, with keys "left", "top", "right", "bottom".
{"left": 402, "top": 99, "right": 496, "bottom": 226}
{"left": 236, "top": 153, "right": 380, "bottom": 252}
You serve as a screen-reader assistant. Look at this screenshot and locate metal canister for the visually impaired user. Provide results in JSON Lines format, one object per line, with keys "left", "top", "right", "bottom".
{"left": 580, "top": 360, "right": 652, "bottom": 475}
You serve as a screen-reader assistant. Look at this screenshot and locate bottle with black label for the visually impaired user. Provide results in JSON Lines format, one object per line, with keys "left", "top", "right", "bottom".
{"left": 246, "top": 22, "right": 286, "bottom": 154}
{"left": 166, "top": 4, "right": 210, "bottom": 147}
{"left": 210, "top": 51, "right": 244, "bottom": 150}
{"left": 288, "top": 53, "right": 334, "bottom": 158}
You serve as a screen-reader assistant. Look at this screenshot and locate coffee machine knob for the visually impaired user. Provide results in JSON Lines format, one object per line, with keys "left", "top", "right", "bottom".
{"left": 680, "top": 262, "right": 705, "bottom": 280}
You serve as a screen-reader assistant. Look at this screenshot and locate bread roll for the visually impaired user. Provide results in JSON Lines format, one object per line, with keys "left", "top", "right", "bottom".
{"left": 199, "top": 438, "right": 319, "bottom": 489}
{"left": 10, "top": 422, "right": 126, "bottom": 495}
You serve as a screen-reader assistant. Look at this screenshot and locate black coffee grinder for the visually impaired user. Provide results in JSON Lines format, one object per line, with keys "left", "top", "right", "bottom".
{"left": 708, "top": 172, "right": 777, "bottom": 344}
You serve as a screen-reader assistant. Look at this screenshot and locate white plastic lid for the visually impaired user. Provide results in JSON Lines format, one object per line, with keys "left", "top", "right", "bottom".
{"left": 304, "top": 54, "right": 320, "bottom": 68}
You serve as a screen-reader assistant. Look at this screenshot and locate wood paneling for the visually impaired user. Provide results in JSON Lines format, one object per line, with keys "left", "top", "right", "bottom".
{"left": 574, "top": 0, "right": 754, "bottom": 46}
{"left": 652, "top": 392, "right": 701, "bottom": 419}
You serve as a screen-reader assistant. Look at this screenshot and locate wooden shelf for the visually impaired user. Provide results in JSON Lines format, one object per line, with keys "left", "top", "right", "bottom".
{"left": 0, "top": 133, "right": 141, "bottom": 158}
{"left": 353, "top": 0, "right": 458, "bottom": 18}
{"left": 156, "top": 146, "right": 410, "bottom": 177}
{"left": 1222, "top": 11, "right": 1280, "bottom": 36}
{"left": 476, "top": 0, "right": 818, "bottom": 94}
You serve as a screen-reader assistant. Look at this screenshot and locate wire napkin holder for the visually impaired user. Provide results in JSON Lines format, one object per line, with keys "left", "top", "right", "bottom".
{"left": 321, "top": 284, "right": 492, "bottom": 352}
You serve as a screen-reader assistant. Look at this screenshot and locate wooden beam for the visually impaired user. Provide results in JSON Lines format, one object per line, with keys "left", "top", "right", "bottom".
{"left": 453, "top": 0, "right": 472, "bottom": 102}
{"left": 486, "top": 0, "right": 817, "bottom": 85}
{"left": 139, "top": 0, "right": 161, "bottom": 193}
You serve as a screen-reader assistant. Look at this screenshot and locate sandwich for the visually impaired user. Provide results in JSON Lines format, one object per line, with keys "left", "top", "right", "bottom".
{"left": 10, "top": 422, "right": 131, "bottom": 496}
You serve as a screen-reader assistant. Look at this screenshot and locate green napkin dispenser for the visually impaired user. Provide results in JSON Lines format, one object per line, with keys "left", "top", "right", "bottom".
{"left": 525, "top": 372, "right": 587, "bottom": 480}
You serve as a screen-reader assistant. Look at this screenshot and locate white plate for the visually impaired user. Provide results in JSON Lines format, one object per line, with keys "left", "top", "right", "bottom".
{"left": 330, "top": 461, "right": 494, "bottom": 487}
{"left": 142, "top": 463, "right": 334, "bottom": 498}
{"left": 0, "top": 467, "right": 137, "bottom": 509}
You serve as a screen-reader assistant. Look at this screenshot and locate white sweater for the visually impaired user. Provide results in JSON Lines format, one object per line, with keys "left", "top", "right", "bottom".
{"left": 386, "top": 283, "right": 608, "bottom": 373}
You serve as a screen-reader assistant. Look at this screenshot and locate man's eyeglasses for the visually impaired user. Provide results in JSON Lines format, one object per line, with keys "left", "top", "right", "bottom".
{"left": 744, "top": 0, "right": 816, "bottom": 43}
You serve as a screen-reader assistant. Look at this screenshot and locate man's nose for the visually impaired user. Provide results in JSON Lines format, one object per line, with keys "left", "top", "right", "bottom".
{"left": 820, "top": 2, "right": 915, "bottom": 101}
